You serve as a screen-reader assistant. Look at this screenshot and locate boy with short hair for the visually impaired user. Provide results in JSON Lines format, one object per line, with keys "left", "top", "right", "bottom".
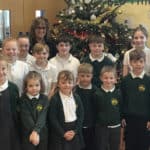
{"left": 94, "top": 66, "right": 122, "bottom": 150}
{"left": 49, "top": 35, "right": 80, "bottom": 79}
{"left": 75, "top": 63, "right": 97, "bottom": 150}
{"left": 30, "top": 43, "right": 57, "bottom": 98}
{"left": 81, "top": 34, "right": 114, "bottom": 87}
{"left": 121, "top": 49, "right": 150, "bottom": 150}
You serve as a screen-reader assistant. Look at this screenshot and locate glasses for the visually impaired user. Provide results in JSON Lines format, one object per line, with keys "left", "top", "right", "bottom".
{"left": 36, "top": 26, "right": 46, "bottom": 30}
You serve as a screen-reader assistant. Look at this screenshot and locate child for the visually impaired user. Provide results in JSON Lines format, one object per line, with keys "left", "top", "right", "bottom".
{"left": 94, "top": 66, "right": 122, "bottom": 150}
{"left": 1, "top": 37, "right": 29, "bottom": 95}
{"left": 30, "top": 43, "right": 57, "bottom": 98}
{"left": 18, "top": 71, "right": 49, "bottom": 150}
{"left": 48, "top": 70, "right": 84, "bottom": 150}
{"left": 0, "top": 54, "right": 20, "bottom": 150}
{"left": 49, "top": 35, "right": 80, "bottom": 80}
{"left": 17, "top": 35, "right": 35, "bottom": 65}
{"left": 121, "top": 50, "right": 150, "bottom": 150}
{"left": 81, "top": 34, "right": 114, "bottom": 87}
{"left": 75, "top": 63, "right": 97, "bottom": 150}
{"left": 123, "top": 25, "right": 150, "bottom": 76}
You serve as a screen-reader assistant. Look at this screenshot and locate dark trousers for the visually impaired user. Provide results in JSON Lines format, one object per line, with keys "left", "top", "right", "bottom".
{"left": 125, "top": 117, "right": 149, "bottom": 150}
{"left": 49, "top": 121, "right": 83, "bottom": 150}
{"left": 95, "top": 125, "right": 120, "bottom": 150}
{"left": 22, "top": 138, "right": 48, "bottom": 150}
{"left": 82, "top": 127, "right": 96, "bottom": 150}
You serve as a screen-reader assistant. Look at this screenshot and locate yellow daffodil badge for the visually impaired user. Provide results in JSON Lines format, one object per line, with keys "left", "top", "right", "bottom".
{"left": 36, "top": 104, "right": 43, "bottom": 112}
{"left": 111, "top": 98, "right": 118, "bottom": 106}
{"left": 138, "top": 84, "right": 145, "bottom": 92}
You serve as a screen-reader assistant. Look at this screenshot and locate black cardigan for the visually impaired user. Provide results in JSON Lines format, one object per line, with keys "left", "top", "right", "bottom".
{"left": 48, "top": 91, "right": 84, "bottom": 138}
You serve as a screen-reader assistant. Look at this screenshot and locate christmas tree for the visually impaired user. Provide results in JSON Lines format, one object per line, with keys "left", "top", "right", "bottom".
{"left": 51, "top": 0, "right": 133, "bottom": 66}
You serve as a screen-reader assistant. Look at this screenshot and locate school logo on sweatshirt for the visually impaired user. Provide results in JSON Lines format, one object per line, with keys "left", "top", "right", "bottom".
{"left": 111, "top": 98, "right": 118, "bottom": 106}
{"left": 138, "top": 84, "right": 145, "bottom": 92}
{"left": 36, "top": 104, "right": 43, "bottom": 111}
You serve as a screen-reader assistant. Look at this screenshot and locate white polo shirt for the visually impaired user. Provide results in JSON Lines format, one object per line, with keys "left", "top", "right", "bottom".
{"left": 7, "top": 60, "right": 29, "bottom": 95}
{"left": 49, "top": 54, "right": 80, "bottom": 79}
{"left": 29, "top": 61, "right": 57, "bottom": 95}
{"left": 59, "top": 91, "right": 77, "bottom": 123}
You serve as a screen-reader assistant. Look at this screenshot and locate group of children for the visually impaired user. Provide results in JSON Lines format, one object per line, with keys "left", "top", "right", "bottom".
{"left": 0, "top": 24, "right": 150, "bottom": 150}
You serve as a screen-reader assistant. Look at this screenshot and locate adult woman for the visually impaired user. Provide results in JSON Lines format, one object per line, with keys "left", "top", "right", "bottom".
{"left": 29, "top": 16, "right": 56, "bottom": 58}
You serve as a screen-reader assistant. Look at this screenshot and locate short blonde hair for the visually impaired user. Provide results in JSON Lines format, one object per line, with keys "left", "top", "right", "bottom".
{"left": 78, "top": 63, "right": 93, "bottom": 74}
{"left": 2, "top": 37, "right": 18, "bottom": 49}
{"left": 32, "top": 43, "right": 49, "bottom": 54}
{"left": 100, "top": 66, "right": 117, "bottom": 78}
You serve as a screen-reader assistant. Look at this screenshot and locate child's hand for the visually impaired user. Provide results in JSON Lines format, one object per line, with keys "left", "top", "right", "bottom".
{"left": 146, "top": 121, "right": 150, "bottom": 130}
{"left": 29, "top": 131, "right": 40, "bottom": 146}
{"left": 121, "top": 119, "right": 126, "bottom": 128}
{"left": 64, "top": 130, "right": 75, "bottom": 141}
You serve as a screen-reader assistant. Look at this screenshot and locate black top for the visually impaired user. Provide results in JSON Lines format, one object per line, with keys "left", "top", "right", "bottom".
{"left": 81, "top": 55, "right": 114, "bottom": 87}
{"left": 121, "top": 73, "right": 150, "bottom": 120}
{"left": 18, "top": 93, "right": 49, "bottom": 140}
{"left": 48, "top": 91, "right": 84, "bottom": 137}
{"left": 0, "top": 82, "right": 20, "bottom": 150}
{"left": 75, "top": 85, "right": 97, "bottom": 127}
{"left": 94, "top": 87, "right": 122, "bottom": 126}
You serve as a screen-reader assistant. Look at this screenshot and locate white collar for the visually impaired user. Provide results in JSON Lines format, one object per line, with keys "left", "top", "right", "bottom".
{"left": 33, "top": 61, "right": 49, "bottom": 71}
{"left": 101, "top": 85, "right": 115, "bottom": 93}
{"left": 130, "top": 71, "right": 145, "bottom": 79}
{"left": 78, "top": 84, "right": 92, "bottom": 89}
{"left": 0, "top": 80, "right": 8, "bottom": 92}
{"left": 89, "top": 53, "right": 104, "bottom": 62}
{"left": 27, "top": 93, "right": 40, "bottom": 100}
{"left": 56, "top": 54, "right": 72, "bottom": 62}
{"left": 59, "top": 91, "right": 73, "bottom": 99}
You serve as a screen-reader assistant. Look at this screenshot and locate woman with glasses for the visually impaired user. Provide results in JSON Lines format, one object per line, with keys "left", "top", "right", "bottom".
{"left": 29, "top": 17, "right": 56, "bottom": 58}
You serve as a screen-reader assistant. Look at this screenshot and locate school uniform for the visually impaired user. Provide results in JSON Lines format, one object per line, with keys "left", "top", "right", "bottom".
{"left": 75, "top": 84, "right": 97, "bottom": 150}
{"left": 49, "top": 54, "right": 80, "bottom": 79}
{"left": 48, "top": 91, "right": 84, "bottom": 150}
{"left": 0, "top": 80, "right": 20, "bottom": 150}
{"left": 19, "top": 93, "right": 49, "bottom": 150}
{"left": 7, "top": 60, "right": 29, "bottom": 95}
{"left": 29, "top": 61, "right": 57, "bottom": 95}
{"left": 121, "top": 71, "right": 150, "bottom": 150}
{"left": 81, "top": 53, "right": 114, "bottom": 87}
{"left": 94, "top": 86, "right": 122, "bottom": 150}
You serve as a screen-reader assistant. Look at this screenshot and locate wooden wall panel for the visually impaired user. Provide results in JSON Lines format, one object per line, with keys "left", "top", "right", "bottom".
{"left": 0, "top": 0, "right": 23, "bottom": 37}
{"left": 23, "top": 0, "right": 66, "bottom": 34}
{"left": 0, "top": 0, "right": 66, "bottom": 37}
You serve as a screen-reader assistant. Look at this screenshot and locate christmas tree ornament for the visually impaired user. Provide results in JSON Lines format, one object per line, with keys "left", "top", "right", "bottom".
{"left": 128, "top": 36, "right": 132, "bottom": 39}
{"left": 90, "top": 14, "right": 97, "bottom": 20}
{"left": 79, "top": 6, "right": 83, "bottom": 10}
